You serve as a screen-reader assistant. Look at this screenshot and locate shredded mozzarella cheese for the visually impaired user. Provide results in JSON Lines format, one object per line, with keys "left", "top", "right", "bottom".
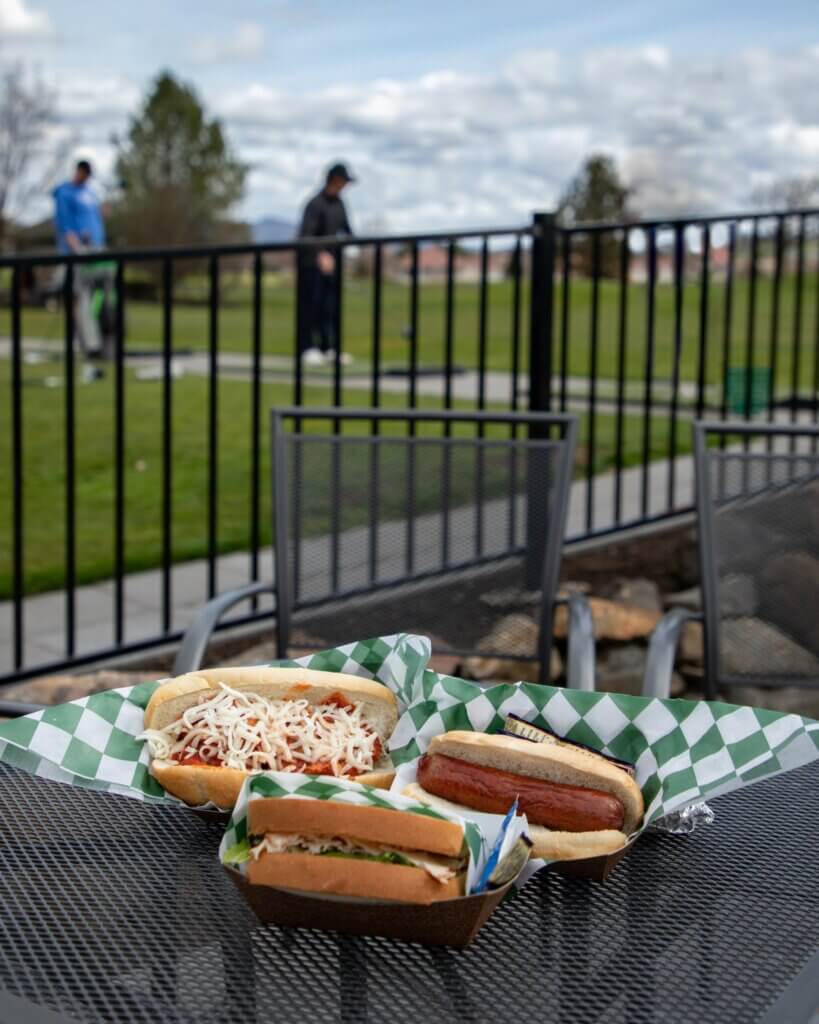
{"left": 137, "top": 683, "right": 382, "bottom": 776}
{"left": 250, "top": 832, "right": 460, "bottom": 883}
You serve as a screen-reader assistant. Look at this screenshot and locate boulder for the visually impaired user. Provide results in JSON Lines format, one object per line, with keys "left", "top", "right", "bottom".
{"left": 720, "top": 618, "right": 819, "bottom": 678}
{"left": 610, "top": 579, "right": 663, "bottom": 614}
{"left": 2, "top": 671, "right": 155, "bottom": 707}
{"left": 462, "top": 613, "right": 563, "bottom": 683}
{"left": 721, "top": 684, "right": 819, "bottom": 719}
{"left": 679, "top": 621, "right": 704, "bottom": 666}
{"left": 664, "top": 586, "right": 701, "bottom": 611}
{"left": 718, "top": 573, "right": 758, "bottom": 617}
{"left": 553, "top": 598, "right": 661, "bottom": 642}
{"left": 759, "top": 552, "right": 819, "bottom": 656}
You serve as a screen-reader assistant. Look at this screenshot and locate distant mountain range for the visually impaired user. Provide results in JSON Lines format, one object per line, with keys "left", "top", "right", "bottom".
{"left": 252, "top": 217, "right": 296, "bottom": 244}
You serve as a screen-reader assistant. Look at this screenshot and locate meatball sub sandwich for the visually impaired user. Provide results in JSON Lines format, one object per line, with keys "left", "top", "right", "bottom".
{"left": 138, "top": 667, "right": 397, "bottom": 808}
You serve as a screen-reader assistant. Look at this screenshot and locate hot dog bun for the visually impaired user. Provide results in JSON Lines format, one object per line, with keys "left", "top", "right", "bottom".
{"left": 427, "top": 731, "right": 643, "bottom": 835}
{"left": 402, "top": 783, "right": 628, "bottom": 861}
{"left": 248, "top": 798, "right": 465, "bottom": 857}
{"left": 145, "top": 667, "right": 398, "bottom": 807}
{"left": 248, "top": 852, "right": 464, "bottom": 903}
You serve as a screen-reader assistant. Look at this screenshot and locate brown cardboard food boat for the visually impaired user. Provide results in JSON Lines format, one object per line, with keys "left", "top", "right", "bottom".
{"left": 226, "top": 868, "right": 518, "bottom": 947}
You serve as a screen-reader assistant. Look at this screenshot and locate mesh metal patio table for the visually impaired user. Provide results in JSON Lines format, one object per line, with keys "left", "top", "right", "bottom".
{"left": 1, "top": 759, "right": 817, "bottom": 1024}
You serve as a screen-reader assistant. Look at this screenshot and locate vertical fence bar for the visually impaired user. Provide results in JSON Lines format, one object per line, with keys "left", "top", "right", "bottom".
{"left": 613, "top": 228, "right": 629, "bottom": 525}
{"left": 293, "top": 251, "right": 304, "bottom": 407}
{"left": 508, "top": 236, "right": 522, "bottom": 549}
{"left": 813, "top": 219, "right": 819, "bottom": 444}
{"left": 720, "top": 222, "right": 737, "bottom": 431}
{"left": 475, "top": 238, "right": 489, "bottom": 557}
{"left": 333, "top": 245, "right": 344, "bottom": 407}
{"left": 766, "top": 218, "right": 785, "bottom": 471}
{"left": 113, "top": 260, "right": 126, "bottom": 646}
{"left": 63, "top": 263, "right": 76, "bottom": 657}
{"left": 667, "top": 224, "right": 685, "bottom": 511}
{"left": 441, "top": 241, "right": 456, "bottom": 568}
{"left": 249, "top": 252, "right": 262, "bottom": 609}
{"left": 640, "top": 227, "right": 657, "bottom": 520}
{"left": 405, "top": 243, "right": 419, "bottom": 576}
{"left": 161, "top": 257, "right": 173, "bottom": 633}
{"left": 743, "top": 220, "right": 759, "bottom": 422}
{"left": 10, "top": 267, "right": 24, "bottom": 669}
{"left": 559, "top": 230, "right": 570, "bottom": 412}
{"left": 526, "top": 212, "right": 556, "bottom": 585}
{"left": 790, "top": 214, "right": 806, "bottom": 440}
{"left": 695, "top": 225, "right": 710, "bottom": 421}
{"left": 330, "top": 246, "right": 344, "bottom": 590}
{"left": 368, "top": 244, "right": 382, "bottom": 586}
{"left": 586, "top": 231, "right": 601, "bottom": 532}
{"left": 207, "top": 255, "right": 219, "bottom": 598}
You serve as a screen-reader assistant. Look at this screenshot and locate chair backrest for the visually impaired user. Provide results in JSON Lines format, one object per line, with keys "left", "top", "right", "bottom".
{"left": 694, "top": 421, "right": 819, "bottom": 698}
{"left": 270, "top": 408, "right": 578, "bottom": 681}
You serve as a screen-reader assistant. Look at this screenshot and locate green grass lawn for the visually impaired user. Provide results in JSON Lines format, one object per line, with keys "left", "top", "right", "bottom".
{"left": 0, "top": 356, "right": 681, "bottom": 598}
{"left": 3, "top": 267, "right": 817, "bottom": 390}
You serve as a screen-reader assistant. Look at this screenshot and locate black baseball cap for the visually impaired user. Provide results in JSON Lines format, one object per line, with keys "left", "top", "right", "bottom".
{"left": 326, "top": 162, "right": 356, "bottom": 183}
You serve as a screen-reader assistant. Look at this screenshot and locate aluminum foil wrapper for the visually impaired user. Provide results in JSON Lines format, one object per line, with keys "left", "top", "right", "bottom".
{"left": 651, "top": 802, "right": 715, "bottom": 835}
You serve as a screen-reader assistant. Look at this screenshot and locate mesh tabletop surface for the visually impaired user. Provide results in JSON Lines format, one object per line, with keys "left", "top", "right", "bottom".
{"left": 1, "top": 760, "right": 817, "bottom": 1024}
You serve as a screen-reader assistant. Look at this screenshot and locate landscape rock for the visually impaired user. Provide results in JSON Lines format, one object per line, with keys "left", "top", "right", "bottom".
{"left": 721, "top": 684, "right": 819, "bottom": 719}
{"left": 479, "top": 587, "right": 541, "bottom": 610}
{"left": 679, "top": 621, "right": 704, "bottom": 666}
{"left": 664, "top": 586, "right": 701, "bottom": 611}
{"left": 2, "top": 671, "right": 156, "bottom": 707}
{"left": 720, "top": 618, "right": 819, "bottom": 678}
{"left": 596, "top": 666, "right": 685, "bottom": 698}
{"left": 553, "top": 598, "right": 661, "bottom": 642}
{"left": 610, "top": 579, "right": 663, "bottom": 614}
{"left": 719, "top": 573, "right": 758, "bottom": 617}
{"left": 462, "top": 613, "right": 562, "bottom": 684}
{"left": 603, "top": 644, "right": 646, "bottom": 674}
{"left": 759, "top": 553, "right": 819, "bottom": 656}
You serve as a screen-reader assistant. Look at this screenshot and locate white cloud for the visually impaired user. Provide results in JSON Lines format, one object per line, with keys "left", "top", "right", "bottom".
{"left": 17, "top": 42, "right": 819, "bottom": 229}
{"left": 0, "top": 0, "right": 52, "bottom": 36}
{"left": 190, "top": 20, "right": 266, "bottom": 65}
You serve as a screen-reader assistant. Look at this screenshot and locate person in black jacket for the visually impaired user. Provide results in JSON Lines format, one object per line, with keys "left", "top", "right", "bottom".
{"left": 296, "top": 163, "right": 355, "bottom": 366}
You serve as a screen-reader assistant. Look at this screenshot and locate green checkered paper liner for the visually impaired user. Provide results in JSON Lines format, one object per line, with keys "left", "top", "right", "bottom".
{"left": 0, "top": 629, "right": 817, "bottom": 842}
{"left": 0, "top": 633, "right": 429, "bottom": 805}
{"left": 389, "top": 670, "right": 819, "bottom": 838}
{"left": 218, "top": 771, "right": 528, "bottom": 894}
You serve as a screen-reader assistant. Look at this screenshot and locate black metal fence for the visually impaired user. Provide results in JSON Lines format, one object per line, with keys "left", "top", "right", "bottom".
{"left": 1, "top": 206, "right": 818, "bottom": 683}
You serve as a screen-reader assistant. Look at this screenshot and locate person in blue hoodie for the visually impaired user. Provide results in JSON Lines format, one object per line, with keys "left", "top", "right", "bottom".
{"left": 53, "top": 160, "right": 108, "bottom": 356}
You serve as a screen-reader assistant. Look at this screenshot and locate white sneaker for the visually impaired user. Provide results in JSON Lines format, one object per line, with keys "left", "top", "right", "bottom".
{"left": 302, "top": 347, "right": 325, "bottom": 367}
{"left": 325, "top": 349, "right": 354, "bottom": 367}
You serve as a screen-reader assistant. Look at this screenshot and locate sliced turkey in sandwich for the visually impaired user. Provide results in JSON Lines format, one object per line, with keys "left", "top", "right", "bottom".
{"left": 244, "top": 798, "right": 468, "bottom": 904}
{"left": 137, "top": 667, "right": 398, "bottom": 808}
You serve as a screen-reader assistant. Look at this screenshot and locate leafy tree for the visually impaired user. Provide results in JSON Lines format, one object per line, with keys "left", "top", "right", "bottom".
{"left": 556, "top": 154, "right": 635, "bottom": 277}
{"left": 111, "top": 71, "right": 247, "bottom": 258}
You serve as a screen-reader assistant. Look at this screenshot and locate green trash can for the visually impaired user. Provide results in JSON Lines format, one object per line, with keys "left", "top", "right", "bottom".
{"left": 725, "top": 367, "right": 771, "bottom": 416}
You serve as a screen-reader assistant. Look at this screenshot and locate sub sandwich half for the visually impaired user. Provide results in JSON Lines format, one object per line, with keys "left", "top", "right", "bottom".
{"left": 244, "top": 797, "right": 468, "bottom": 904}
{"left": 404, "top": 730, "right": 644, "bottom": 861}
{"left": 138, "top": 666, "right": 398, "bottom": 808}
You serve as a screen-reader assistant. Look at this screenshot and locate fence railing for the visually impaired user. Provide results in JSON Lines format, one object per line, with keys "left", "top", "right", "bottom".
{"left": 1, "top": 205, "right": 818, "bottom": 683}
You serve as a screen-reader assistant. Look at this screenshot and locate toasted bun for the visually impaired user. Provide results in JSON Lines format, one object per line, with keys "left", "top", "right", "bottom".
{"left": 145, "top": 666, "right": 398, "bottom": 738}
{"left": 248, "top": 798, "right": 464, "bottom": 857}
{"left": 402, "top": 783, "right": 627, "bottom": 861}
{"left": 150, "top": 757, "right": 395, "bottom": 810}
{"left": 248, "top": 851, "right": 464, "bottom": 904}
{"left": 427, "top": 731, "right": 644, "bottom": 835}
{"left": 145, "top": 666, "right": 398, "bottom": 808}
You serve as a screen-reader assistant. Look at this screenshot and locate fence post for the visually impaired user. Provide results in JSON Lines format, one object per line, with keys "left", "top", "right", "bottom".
{"left": 526, "top": 211, "right": 557, "bottom": 591}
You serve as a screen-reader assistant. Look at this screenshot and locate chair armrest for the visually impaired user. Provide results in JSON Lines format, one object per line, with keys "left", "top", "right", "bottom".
{"left": 642, "top": 608, "right": 702, "bottom": 698}
{"left": 172, "top": 581, "right": 275, "bottom": 675}
{"left": 0, "top": 699, "right": 46, "bottom": 717}
{"left": 555, "top": 593, "right": 596, "bottom": 691}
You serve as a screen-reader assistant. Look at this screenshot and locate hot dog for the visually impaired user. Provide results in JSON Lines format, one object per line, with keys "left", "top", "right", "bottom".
{"left": 417, "top": 752, "right": 625, "bottom": 832}
{"left": 404, "top": 730, "right": 644, "bottom": 861}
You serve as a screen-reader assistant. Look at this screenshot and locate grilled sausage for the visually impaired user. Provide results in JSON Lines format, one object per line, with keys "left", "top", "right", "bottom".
{"left": 417, "top": 752, "right": 625, "bottom": 832}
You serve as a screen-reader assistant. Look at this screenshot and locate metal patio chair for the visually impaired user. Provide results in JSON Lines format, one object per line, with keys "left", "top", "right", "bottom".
{"left": 643, "top": 421, "right": 819, "bottom": 699}
{"left": 174, "top": 407, "right": 596, "bottom": 688}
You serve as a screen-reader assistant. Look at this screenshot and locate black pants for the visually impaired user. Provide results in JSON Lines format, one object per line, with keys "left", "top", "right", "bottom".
{"left": 297, "top": 265, "right": 337, "bottom": 354}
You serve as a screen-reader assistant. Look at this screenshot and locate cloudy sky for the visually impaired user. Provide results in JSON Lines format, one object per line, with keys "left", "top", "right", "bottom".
{"left": 3, "top": 0, "right": 819, "bottom": 231}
